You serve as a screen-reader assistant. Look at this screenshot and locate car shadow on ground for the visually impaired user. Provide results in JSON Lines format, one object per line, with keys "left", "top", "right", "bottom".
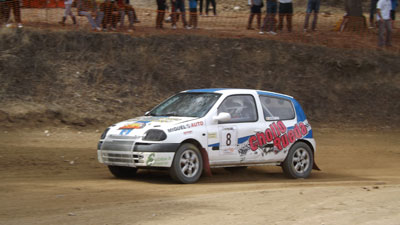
{"left": 99, "top": 166, "right": 375, "bottom": 186}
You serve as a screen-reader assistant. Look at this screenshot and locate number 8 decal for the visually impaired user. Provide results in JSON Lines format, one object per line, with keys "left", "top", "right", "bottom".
{"left": 226, "top": 133, "right": 231, "bottom": 146}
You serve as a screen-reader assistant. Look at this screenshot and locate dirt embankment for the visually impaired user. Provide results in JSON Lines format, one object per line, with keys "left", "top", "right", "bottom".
{"left": 0, "top": 28, "right": 399, "bottom": 128}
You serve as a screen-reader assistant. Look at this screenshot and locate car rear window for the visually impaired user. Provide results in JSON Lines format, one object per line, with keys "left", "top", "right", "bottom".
{"left": 259, "top": 96, "right": 295, "bottom": 121}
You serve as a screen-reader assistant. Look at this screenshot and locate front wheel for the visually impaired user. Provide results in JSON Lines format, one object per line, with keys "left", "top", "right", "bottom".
{"left": 281, "top": 142, "right": 313, "bottom": 179}
{"left": 169, "top": 143, "right": 203, "bottom": 184}
{"left": 108, "top": 165, "right": 138, "bottom": 178}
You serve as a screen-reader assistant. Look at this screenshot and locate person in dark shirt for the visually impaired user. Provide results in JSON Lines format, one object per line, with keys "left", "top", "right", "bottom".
{"left": 248, "top": 0, "right": 263, "bottom": 30}
{"left": 156, "top": 0, "right": 166, "bottom": 28}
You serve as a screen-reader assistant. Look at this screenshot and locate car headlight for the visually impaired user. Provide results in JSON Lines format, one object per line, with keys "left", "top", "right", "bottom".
{"left": 143, "top": 129, "right": 167, "bottom": 141}
{"left": 100, "top": 128, "right": 110, "bottom": 139}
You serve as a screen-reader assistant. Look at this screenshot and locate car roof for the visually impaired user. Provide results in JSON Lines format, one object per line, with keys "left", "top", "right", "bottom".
{"left": 184, "top": 88, "right": 294, "bottom": 100}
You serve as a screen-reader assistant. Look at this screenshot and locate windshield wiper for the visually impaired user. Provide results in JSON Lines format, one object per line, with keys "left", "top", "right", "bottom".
{"left": 164, "top": 112, "right": 179, "bottom": 116}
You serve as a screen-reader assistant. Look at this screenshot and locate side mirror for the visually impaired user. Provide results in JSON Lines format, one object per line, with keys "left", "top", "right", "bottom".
{"left": 213, "top": 112, "right": 231, "bottom": 123}
{"left": 144, "top": 111, "right": 150, "bottom": 116}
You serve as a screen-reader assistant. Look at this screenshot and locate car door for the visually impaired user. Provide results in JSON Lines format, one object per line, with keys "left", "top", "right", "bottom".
{"left": 213, "top": 94, "right": 260, "bottom": 164}
{"left": 241, "top": 94, "right": 298, "bottom": 163}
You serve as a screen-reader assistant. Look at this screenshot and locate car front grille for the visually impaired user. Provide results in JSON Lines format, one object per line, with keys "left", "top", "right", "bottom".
{"left": 99, "top": 138, "right": 144, "bottom": 166}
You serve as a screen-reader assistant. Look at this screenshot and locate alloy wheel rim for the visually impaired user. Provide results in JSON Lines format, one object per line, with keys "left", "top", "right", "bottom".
{"left": 179, "top": 150, "right": 199, "bottom": 178}
{"left": 291, "top": 147, "right": 310, "bottom": 174}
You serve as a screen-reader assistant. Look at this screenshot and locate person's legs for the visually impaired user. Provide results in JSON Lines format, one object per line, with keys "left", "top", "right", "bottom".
{"left": 206, "top": 0, "right": 210, "bottom": 15}
{"left": 287, "top": 13, "right": 292, "bottom": 32}
{"left": 9, "top": 0, "right": 21, "bottom": 23}
{"left": 385, "top": 19, "right": 392, "bottom": 46}
{"left": 378, "top": 20, "right": 385, "bottom": 47}
{"left": 390, "top": 10, "right": 396, "bottom": 28}
{"left": 256, "top": 12, "right": 261, "bottom": 29}
{"left": 119, "top": 10, "right": 125, "bottom": 27}
{"left": 311, "top": 0, "right": 320, "bottom": 30}
{"left": 96, "top": 11, "right": 104, "bottom": 28}
{"left": 369, "top": 0, "right": 377, "bottom": 27}
{"left": 278, "top": 3, "right": 284, "bottom": 31}
{"left": 211, "top": 0, "right": 216, "bottom": 15}
{"left": 199, "top": 0, "right": 203, "bottom": 15}
{"left": 248, "top": 13, "right": 255, "bottom": 29}
{"left": 79, "top": 11, "right": 98, "bottom": 29}
{"left": 178, "top": 0, "right": 187, "bottom": 26}
{"left": 304, "top": 0, "right": 312, "bottom": 30}
{"left": 286, "top": 3, "right": 293, "bottom": 32}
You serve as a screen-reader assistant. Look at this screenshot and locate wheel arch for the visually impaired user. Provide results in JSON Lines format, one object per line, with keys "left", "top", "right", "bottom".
{"left": 181, "top": 138, "right": 212, "bottom": 176}
{"left": 288, "top": 139, "right": 321, "bottom": 171}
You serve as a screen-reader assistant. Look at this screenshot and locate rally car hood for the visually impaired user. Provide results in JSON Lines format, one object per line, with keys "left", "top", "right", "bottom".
{"left": 107, "top": 116, "right": 198, "bottom": 137}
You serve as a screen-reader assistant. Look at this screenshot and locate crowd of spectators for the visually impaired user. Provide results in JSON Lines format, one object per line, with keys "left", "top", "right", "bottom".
{"left": 0, "top": 0, "right": 397, "bottom": 47}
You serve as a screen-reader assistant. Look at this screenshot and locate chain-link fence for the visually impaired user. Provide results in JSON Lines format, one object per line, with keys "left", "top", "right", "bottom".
{"left": 0, "top": 0, "right": 398, "bottom": 52}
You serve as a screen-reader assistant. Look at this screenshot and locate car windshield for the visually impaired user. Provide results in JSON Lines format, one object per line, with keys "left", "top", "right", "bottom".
{"left": 149, "top": 93, "right": 221, "bottom": 118}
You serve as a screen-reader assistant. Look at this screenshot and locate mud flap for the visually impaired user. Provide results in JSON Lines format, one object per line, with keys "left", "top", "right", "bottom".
{"left": 200, "top": 148, "right": 212, "bottom": 176}
{"left": 312, "top": 159, "right": 321, "bottom": 171}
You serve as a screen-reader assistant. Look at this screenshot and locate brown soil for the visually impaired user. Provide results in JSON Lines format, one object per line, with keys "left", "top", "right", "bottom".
{"left": 0, "top": 28, "right": 399, "bottom": 129}
{"left": 0, "top": 127, "right": 399, "bottom": 224}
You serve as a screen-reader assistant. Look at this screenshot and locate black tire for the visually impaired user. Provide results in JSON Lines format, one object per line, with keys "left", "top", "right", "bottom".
{"left": 224, "top": 166, "right": 248, "bottom": 172}
{"left": 169, "top": 143, "right": 203, "bottom": 184}
{"left": 108, "top": 165, "right": 138, "bottom": 178}
{"left": 281, "top": 142, "right": 313, "bottom": 179}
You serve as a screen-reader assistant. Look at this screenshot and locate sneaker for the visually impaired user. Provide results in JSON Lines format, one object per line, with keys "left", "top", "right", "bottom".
{"left": 6, "top": 23, "right": 12, "bottom": 28}
{"left": 172, "top": 25, "right": 177, "bottom": 29}
{"left": 259, "top": 31, "right": 264, "bottom": 35}
{"left": 111, "top": 27, "right": 116, "bottom": 31}
{"left": 17, "top": 23, "right": 23, "bottom": 28}
{"left": 165, "top": 16, "right": 172, "bottom": 23}
{"left": 268, "top": 31, "right": 277, "bottom": 35}
{"left": 95, "top": 27, "right": 102, "bottom": 31}
{"left": 185, "top": 25, "right": 192, "bottom": 30}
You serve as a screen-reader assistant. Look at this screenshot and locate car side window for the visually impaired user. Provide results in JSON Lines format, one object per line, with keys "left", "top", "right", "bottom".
{"left": 259, "top": 96, "right": 295, "bottom": 121}
{"left": 217, "top": 95, "right": 258, "bottom": 123}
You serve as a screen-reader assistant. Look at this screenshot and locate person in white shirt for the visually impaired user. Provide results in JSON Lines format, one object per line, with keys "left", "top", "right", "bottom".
{"left": 59, "top": 0, "right": 77, "bottom": 26}
{"left": 377, "top": 0, "right": 392, "bottom": 47}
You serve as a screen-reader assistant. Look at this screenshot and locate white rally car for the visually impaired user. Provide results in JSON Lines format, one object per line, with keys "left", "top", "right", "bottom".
{"left": 98, "top": 89, "right": 319, "bottom": 183}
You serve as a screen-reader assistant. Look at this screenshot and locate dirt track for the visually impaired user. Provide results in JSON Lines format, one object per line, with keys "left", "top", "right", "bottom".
{"left": 1, "top": 126, "right": 399, "bottom": 225}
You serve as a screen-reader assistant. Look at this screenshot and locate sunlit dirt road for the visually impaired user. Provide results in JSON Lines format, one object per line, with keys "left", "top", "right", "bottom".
{"left": 1, "top": 126, "right": 399, "bottom": 225}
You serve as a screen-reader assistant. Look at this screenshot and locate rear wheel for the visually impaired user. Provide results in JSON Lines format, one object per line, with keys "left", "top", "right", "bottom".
{"left": 281, "top": 142, "right": 313, "bottom": 179}
{"left": 108, "top": 165, "right": 138, "bottom": 178}
{"left": 169, "top": 143, "right": 203, "bottom": 184}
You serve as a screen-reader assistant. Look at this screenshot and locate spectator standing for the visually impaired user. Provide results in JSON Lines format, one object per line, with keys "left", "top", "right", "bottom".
{"left": 260, "top": 0, "right": 278, "bottom": 35}
{"left": 247, "top": 0, "right": 263, "bottom": 30}
{"left": 377, "top": 0, "right": 392, "bottom": 47}
{"left": 0, "top": 0, "right": 10, "bottom": 26}
{"left": 278, "top": 0, "right": 293, "bottom": 32}
{"left": 188, "top": 0, "right": 198, "bottom": 29}
{"left": 59, "top": 0, "right": 77, "bottom": 26}
{"left": 171, "top": 0, "right": 188, "bottom": 29}
{"left": 303, "top": 0, "right": 320, "bottom": 32}
{"left": 370, "top": 0, "right": 378, "bottom": 28}
{"left": 205, "top": 0, "right": 216, "bottom": 16}
{"left": 77, "top": 0, "right": 103, "bottom": 31}
{"left": 199, "top": 0, "right": 204, "bottom": 15}
{"left": 5, "top": 0, "right": 22, "bottom": 28}
{"left": 391, "top": 0, "right": 398, "bottom": 28}
{"left": 156, "top": 0, "right": 166, "bottom": 28}
{"left": 117, "top": 0, "right": 135, "bottom": 31}
{"left": 100, "top": 0, "right": 119, "bottom": 31}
